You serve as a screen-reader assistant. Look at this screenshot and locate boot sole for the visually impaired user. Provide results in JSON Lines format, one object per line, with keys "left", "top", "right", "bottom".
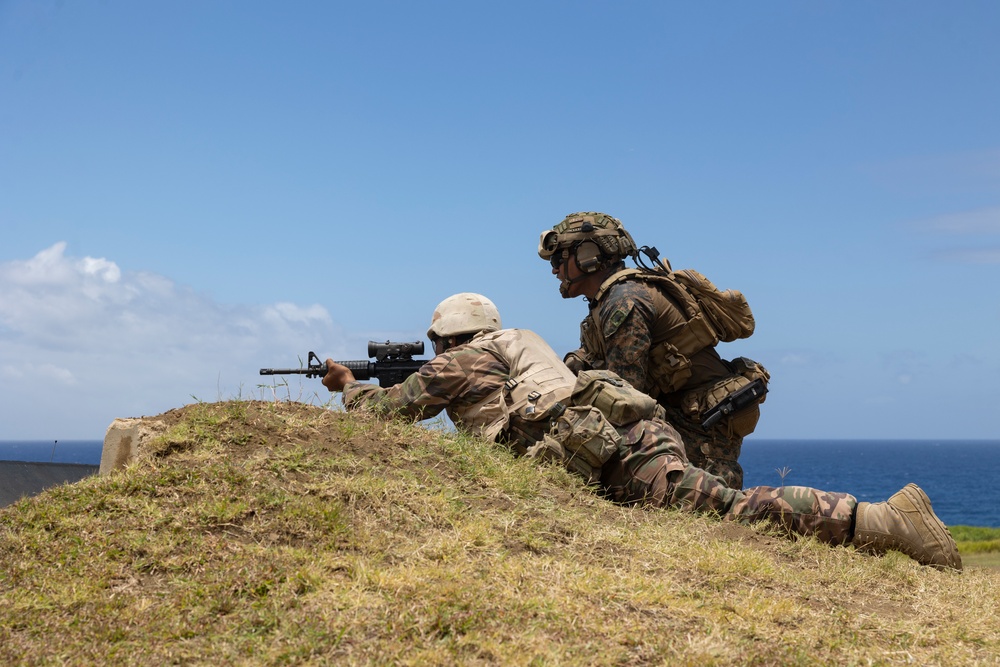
{"left": 900, "top": 483, "right": 962, "bottom": 571}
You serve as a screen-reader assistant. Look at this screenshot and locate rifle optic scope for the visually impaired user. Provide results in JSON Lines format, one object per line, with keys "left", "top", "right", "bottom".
{"left": 368, "top": 340, "right": 424, "bottom": 360}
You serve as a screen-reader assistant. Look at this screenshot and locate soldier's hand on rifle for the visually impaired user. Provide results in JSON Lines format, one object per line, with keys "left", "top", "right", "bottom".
{"left": 321, "top": 359, "right": 356, "bottom": 393}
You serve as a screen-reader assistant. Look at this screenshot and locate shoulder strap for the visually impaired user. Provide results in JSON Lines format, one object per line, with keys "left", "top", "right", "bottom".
{"left": 593, "top": 269, "right": 645, "bottom": 302}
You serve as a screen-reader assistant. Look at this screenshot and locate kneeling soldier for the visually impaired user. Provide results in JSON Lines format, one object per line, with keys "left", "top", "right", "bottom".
{"left": 539, "top": 212, "right": 771, "bottom": 489}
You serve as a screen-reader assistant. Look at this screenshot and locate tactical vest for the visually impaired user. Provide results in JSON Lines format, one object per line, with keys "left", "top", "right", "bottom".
{"left": 449, "top": 329, "right": 576, "bottom": 443}
{"left": 581, "top": 269, "right": 768, "bottom": 436}
{"left": 583, "top": 268, "right": 756, "bottom": 396}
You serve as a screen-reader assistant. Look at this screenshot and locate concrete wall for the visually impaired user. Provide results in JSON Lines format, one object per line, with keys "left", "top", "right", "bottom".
{"left": 0, "top": 461, "right": 99, "bottom": 508}
{"left": 99, "top": 417, "right": 166, "bottom": 475}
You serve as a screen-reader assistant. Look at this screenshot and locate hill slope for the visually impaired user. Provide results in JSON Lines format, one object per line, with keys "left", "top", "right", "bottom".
{"left": 1, "top": 400, "right": 998, "bottom": 665}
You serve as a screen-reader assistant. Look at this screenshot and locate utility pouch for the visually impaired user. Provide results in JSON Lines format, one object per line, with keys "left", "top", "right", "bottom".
{"left": 549, "top": 406, "right": 621, "bottom": 484}
{"left": 525, "top": 434, "right": 566, "bottom": 464}
{"left": 678, "top": 355, "right": 770, "bottom": 436}
{"left": 648, "top": 341, "right": 693, "bottom": 395}
{"left": 571, "top": 369, "right": 665, "bottom": 426}
{"left": 699, "top": 378, "right": 768, "bottom": 434}
{"left": 526, "top": 433, "right": 601, "bottom": 485}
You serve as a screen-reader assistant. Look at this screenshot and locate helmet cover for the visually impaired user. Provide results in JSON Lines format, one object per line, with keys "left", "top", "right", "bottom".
{"left": 427, "top": 293, "right": 502, "bottom": 339}
{"left": 537, "top": 212, "right": 638, "bottom": 266}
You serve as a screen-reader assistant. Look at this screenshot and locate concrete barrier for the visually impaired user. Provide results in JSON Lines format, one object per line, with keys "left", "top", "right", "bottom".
{"left": 99, "top": 417, "right": 166, "bottom": 475}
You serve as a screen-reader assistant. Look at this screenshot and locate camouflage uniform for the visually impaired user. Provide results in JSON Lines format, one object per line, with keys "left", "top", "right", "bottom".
{"left": 573, "top": 278, "right": 749, "bottom": 489}
{"left": 344, "top": 329, "right": 857, "bottom": 547}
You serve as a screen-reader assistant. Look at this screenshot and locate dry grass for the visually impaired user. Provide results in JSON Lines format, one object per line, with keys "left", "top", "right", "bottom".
{"left": 1, "top": 400, "right": 998, "bottom": 666}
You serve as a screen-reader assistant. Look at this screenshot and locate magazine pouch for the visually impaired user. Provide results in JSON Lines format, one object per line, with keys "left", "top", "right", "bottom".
{"left": 547, "top": 406, "right": 621, "bottom": 484}
{"left": 571, "top": 369, "right": 665, "bottom": 426}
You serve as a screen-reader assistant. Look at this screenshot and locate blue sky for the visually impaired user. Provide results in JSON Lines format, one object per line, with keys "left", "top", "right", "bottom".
{"left": 1, "top": 1, "right": 998, "bottom": 440}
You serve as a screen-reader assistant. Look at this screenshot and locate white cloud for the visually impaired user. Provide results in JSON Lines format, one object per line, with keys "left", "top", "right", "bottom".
{"left": 0, "top": 243, "right": 338, "bottom": 355}
{"left": 0, "top": 364, "right": 25, "bottom": 380}
{"left": 37, "top": 364, "right": 78, "bottom": 386}
{"left": 1, "top": 241, "right": 76, "bottom": 285}
{"left": 904, "top": 206, "right": 1000, "bottom": 264}
{"left": 79, "top": 255, "right": 122, "bottom": 282}
{"left": 0, "top": 243, "right": 348, "bottom": 438}
{"left": 780, "top": 353, "right": 810, "bottom": 366}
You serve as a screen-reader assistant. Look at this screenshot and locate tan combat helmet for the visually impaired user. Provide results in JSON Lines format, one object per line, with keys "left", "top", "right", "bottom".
{"left": 427, "top": 293, "right": 502, "bottom": 340}
{"left": 538, "top": 212, "right": 639, "bottom": 274}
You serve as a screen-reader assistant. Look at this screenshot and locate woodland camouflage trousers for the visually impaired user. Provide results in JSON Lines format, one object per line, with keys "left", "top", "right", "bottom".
{"left": 599, "top": 418, "right": 858, "bottom": 546}
{"left": 661, "top": 403, "right": 745, "bottom": 491}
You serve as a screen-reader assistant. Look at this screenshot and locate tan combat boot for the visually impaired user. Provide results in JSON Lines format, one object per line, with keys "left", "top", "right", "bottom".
{"left": 852, "top": 483, "right": 962, "bottom": 571}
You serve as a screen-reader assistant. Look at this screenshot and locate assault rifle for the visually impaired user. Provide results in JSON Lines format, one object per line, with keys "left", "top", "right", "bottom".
{"left": 700, "top": 378, "right": 768, "bottom": 429}
{"left": 259, "top": 340, "right": 427, "bottom": 388}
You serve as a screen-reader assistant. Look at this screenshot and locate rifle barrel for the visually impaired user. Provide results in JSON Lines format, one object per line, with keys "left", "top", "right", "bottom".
{"left": 259, "top": 355, "right": 424, "bottom": 387}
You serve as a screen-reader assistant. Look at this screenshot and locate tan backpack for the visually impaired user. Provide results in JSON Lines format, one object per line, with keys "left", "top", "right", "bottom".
{"left": 598, "top": 268, "right": 755, "bottom": 345}
{"left": 669, "top": 269, "right": 755, "bottom": 343}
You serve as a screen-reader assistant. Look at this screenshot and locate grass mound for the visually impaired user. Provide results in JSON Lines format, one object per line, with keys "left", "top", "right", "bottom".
{"left": 2, "top": 400, "right": 998, "bottom": 665}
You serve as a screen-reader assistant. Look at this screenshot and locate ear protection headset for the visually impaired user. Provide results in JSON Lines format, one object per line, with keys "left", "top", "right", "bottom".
{"left": 574, "top": 240, "right": 605, "bottom": 273}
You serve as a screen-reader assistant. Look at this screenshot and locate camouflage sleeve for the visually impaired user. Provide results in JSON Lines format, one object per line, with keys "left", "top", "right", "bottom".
{"left": 342, "top": 354, "right": 458, "bottom": 421}
{"left": 597, "top": 285, "right": 658, "bottom": 394}
{"left": 342, "top": 347, "right": 505, "bottom": 421}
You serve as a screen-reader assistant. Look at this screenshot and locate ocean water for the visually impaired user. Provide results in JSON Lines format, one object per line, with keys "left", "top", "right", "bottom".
{"left": 0, "top": 440, "right": 103, "bottom": 465}
{"left": 3, "top": 438, "right": 998, "bottom": 527}
{"left": 741, "top": 439, "right": 1000, "bottom": 528}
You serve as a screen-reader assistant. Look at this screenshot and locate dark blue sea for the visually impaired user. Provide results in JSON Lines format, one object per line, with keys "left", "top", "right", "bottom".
{"left": 3, "top": 439, "right": 999, "bottom": 527}
{"left": 0, "top": 440, "right": 103, "bottom": 465}
{"left": 741, "top": 439, "right": 1000, "bottom": 528}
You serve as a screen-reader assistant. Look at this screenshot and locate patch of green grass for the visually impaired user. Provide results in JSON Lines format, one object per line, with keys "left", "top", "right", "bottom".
{"left": 951, "top": 525, "right": 1000, "bottom": 554}
{"left": 950, "top": 525, "right": 1000, "bottom": 542}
